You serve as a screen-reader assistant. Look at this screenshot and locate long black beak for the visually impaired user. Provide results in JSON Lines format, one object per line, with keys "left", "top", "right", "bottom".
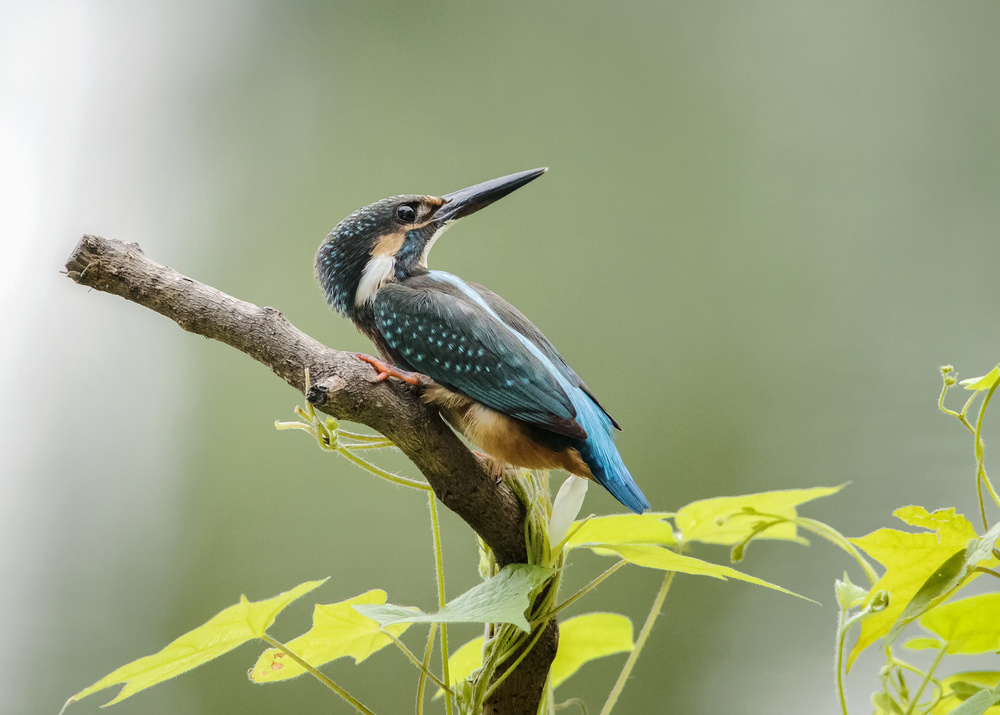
{"left": 435, "top": 167, "right": 547, "bottom": 222}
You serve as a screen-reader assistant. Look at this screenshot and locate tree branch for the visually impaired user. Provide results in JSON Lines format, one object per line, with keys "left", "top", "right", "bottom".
{"left": 65, "top": 234, "right": 557, "bottom": 714}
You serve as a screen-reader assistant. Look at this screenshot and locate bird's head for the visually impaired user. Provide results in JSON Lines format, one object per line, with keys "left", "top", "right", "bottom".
{"left": 315, "top": 167, "right": 546, "bottom": 317}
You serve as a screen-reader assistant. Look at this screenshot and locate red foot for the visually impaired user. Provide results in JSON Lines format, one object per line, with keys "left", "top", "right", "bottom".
{"left": 355, "top": 353, "right": 425, "bottom": 386}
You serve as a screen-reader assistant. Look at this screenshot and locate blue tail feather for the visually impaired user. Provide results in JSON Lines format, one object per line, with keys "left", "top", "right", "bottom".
{"left": 569, "top": 389, "right": 650, "bottom": 514}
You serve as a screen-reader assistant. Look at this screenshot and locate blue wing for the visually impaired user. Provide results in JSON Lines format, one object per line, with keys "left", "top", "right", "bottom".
{"left": 371, "top": 277, "right": 587, "bottom": 440}
{"left": 467, "top": 281, "right": 622, "bottom": 430}
{"left": 373, "top": 271, "right": 650, "bottom": 514}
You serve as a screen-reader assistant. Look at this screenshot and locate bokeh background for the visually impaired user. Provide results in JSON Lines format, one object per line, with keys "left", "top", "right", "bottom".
{"left": 3, "top": 1, "right": 999, "bottom": 713}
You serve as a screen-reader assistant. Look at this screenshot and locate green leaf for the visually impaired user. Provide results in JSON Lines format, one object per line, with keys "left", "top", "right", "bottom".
{"left": 583, "top": 543, "right": 814, "bottom": 601}
{"left": 920, "top": 593, "right": 1000, "bottom": 655}
{"left": 565, "top": 513, "right": 677, "bottom": 550}
{"left": 674, "top": 485, "right": 845, "bottom": 546}
{"left": 884, "top": 544, "right": 972, "bottom": 646}
{"left": 947, "top": 686, "right": 1000, "bottom": 715}
{"left": 960, "top": 365, "right": 1000, "bottom": 392}
{"left": 884, "top": 518, "right": 1000, "bottom": 650}
{"left": 436, "top": 613, "right": 634, "bottom": 698}
{"left": 71, "top": 579, "right": 326, "bottom": 706}
{"left": 902, "top": 637, "right": 942, "bottom": 651}
{"left": 549, "top": 613, "right": 634, "bottom": 689}
{"left": 872, "top": 689, "right": 906, "bottom": 714}
{"left": 355, "top": 564, "right": 553, "bottom": 633}
{"left": 930, "top": 673, "right": 1000, "bottom": 715}
{"left": 847, "top": 506, "right": 978, "bottom": 668}
{"left": 249, "top": 590, "right": 411, "bottom": 683}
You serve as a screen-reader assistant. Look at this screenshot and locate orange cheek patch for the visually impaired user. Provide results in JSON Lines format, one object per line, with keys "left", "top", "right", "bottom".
{"left": 372, "top": 232, "right": 406, "bottom": 257}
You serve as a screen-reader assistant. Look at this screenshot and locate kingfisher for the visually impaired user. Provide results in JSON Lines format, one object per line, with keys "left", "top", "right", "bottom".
{"left": 314, "top": 168, "right": 650, "bottom": 514}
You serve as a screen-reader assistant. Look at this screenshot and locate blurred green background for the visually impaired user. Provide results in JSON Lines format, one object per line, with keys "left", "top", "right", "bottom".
{"left": 3, "top": 1, "right": 999, "bottom": 713}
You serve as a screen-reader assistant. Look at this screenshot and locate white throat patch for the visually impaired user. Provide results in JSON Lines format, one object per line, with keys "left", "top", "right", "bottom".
{"left": 354, "top": 254, "right": 396, "bottom": 306}
{"left": 419, "top": 222, "right": 452, "bottom": 269}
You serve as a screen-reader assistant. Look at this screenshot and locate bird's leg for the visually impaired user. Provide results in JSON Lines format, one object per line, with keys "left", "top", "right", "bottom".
{"left": 354, "top": 353, "right": 428, "bottom": 386}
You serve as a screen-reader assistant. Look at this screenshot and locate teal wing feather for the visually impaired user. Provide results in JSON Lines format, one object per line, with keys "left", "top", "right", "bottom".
{"left": 371, "top": 281, "right": 587, "bottom": 440}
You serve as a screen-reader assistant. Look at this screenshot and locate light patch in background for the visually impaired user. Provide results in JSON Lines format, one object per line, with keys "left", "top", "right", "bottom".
{"left": 0, "top": 1, "right": 252, "bottom": 712}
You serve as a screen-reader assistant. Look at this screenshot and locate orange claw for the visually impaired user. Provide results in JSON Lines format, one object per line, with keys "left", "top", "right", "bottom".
{"left": 354, "top": 353, "right": 425, "bottom": 386}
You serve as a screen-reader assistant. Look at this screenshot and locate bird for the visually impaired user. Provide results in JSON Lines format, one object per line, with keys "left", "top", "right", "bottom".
{"left": 314, "top": 168, "right": 650, "bottom": 514}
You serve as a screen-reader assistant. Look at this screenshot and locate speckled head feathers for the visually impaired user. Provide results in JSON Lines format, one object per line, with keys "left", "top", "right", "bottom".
{"left": 314, "top": 194, "right": 444, "bottom": 316}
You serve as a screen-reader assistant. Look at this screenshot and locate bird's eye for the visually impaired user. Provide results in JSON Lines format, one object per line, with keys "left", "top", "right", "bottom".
{"left": 395, "top": 205, "right": 417, "bottom": 224}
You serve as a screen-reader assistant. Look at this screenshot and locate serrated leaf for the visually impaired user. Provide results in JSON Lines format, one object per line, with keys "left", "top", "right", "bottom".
{"left": 930, "top": 673, "right": 1000, "bottom": 715}
{"left": 847, "top": 507, "right": 978, "bottom": 668}
{"left": 549, "top": 613, "right": 634, "bottom": 688}
{"left": 893, "top": 506, "right": 978, "bottom": 541}
{"left": 355, "top": 564, "right": 553, "bottom": 633}
{"left": 902, "top": 637, "right": 943, "bottom": 651}
{"left": 250, "top": 589, "right": 410, "bottom": 683}
{"left": 565, "top": 513, "right": 677, "bottom": 550}
{"left": 674, "top": 485, "right": 845, "bottom": 546}
{"left": 960, "top": 366, "right": 1000, "bottom": 392}
{"left": 920, "top": 593, "right": 1000, "bottom": 655}
{"left": 71, "top": 579, "right": 326, "bottom": 706}
{"left": 583, "top": 543, "right": 814, "bottom": 601}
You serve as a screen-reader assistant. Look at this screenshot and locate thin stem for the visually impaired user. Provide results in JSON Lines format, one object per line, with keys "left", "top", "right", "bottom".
{"left": 336, "top": 429, "right": 393, "bottom": 442}
{"left": 600, "top": 570, "right": 676, "bottom": 715}
{"left": 732, "top": 511, "right": 880, "bottom": 586}
{"left": 938, "top": 372, "right": 973, "bottom": 431}
{"left": 335, "top": 445, "right": 431, "bottom": 491}
{"left": 383, "top": 630, "right": 452, "bottom": 692}
{"left": 901, "top": 646, "right": 946, "bottom": 715}
{"left": 538, "top": 560, "right": 627, "bottom": 624}
{"left": 836, "top": 605, "right": 851, "bottom": 715}
{"left": 974, "top": 566, "right": 1000, "bottom": 580}
{"left": 960, "top": 392, "right": 979, "bottom": 423}
{"left": 795, "top": 517, "right": 881, "bottom": 585}
{"left": 973, "top": 382, "right": 1000, "bottom": 529}
{"left": 342, "top": 441, "right": 396, "bottom": 451}
{"left": 428, "top": 492, "right": 453, "bottom": 715}
{"left": 938, "top": 379, "right": 961, "bottom": 420}
{"left": 835, "top": 605, "right": 887, "bottom": 715}
{"left": 941, "top": 390, "right": 977, "bottom": 433}
{"left": 885, "top": 651, "right": 936, "bottom": 680}
{"left": 261, "top": 634, "right": 376, "bottom": 715}
{"left": 416, "top": 623, "right": 438, "bottom": 715}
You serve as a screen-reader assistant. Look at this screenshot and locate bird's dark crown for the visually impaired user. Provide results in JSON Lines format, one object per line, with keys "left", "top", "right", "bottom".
{"left": 314, "top": 194, "right": 446, "bottom": 318}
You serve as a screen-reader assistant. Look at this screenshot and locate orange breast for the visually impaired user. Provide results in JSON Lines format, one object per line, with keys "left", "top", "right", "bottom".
{"left": 422, "top": 384, "right": 594, "bottom": 479}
